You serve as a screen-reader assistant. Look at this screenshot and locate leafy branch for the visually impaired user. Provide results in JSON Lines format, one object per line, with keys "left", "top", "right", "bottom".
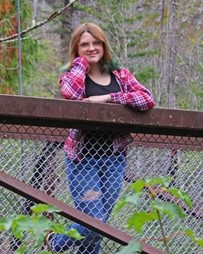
{"left": 114, "top": 176, "right": 203, "bottom": 254}
{"left": 0, "top": 0, "right": 77, "bottom": 43}
{"left": 0, "top": 204, "right": 83, "bottom": 254}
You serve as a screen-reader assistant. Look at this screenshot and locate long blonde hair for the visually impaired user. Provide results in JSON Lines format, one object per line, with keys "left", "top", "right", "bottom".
{"left": 65, "top": 23, "right": 112, "bottom": 72}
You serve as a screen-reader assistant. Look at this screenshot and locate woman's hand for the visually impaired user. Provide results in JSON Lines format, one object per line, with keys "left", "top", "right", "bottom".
{"left": 83, "top": 94, "right": 111, "bottom": 103}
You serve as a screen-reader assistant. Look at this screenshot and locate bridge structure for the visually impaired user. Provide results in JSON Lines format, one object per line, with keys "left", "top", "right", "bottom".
{"left": 0, "top": 94, "right": 202, "bottom": 254}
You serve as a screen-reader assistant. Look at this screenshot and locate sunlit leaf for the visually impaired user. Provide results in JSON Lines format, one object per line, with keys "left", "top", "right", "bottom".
{"left": 129, "top": 179, "right": 146, "bottom": 192}
{"left": 195, "top": 239, "right": 203, "bottom": 247}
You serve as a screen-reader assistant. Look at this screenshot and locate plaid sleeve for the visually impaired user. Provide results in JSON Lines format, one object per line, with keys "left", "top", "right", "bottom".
{"left": 111, "top": 68, "right": 155, "bottom": 110}
{"left": 59, "top": 57, "right": 89, "bottom": 100}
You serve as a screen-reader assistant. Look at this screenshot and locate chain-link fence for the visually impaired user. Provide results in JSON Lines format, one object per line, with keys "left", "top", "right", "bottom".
{"left": 0, "top": 97, "right": 203, "bottom": 254}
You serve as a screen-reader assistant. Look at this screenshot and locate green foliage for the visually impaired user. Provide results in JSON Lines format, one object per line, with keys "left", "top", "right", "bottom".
{"left": 74, "top": 0, "right": 203, "bottom": 110}
{"left": 114, "top": 176, "right": 203, "bottom": 254}
{"left": 177, "top": 78, "right": 203, "bottom": 110}
{"left": 0, "top": 177, "right": 202, "bottom": 253}
{"left": 117, "top": 239, "right": 142, "bottom": 254}
{"left": 127, "top": 210, "right": 159, "bottom": 233}
{"left": 0, "top": 0, "right": 43, "bottom": 94}
{"left": 22, "top": 38, "right": 61, "bottom": 98}
{"left": 74, "top": 0, "right": 144, "bottom": 65}
{"left": 0, "top": 204, "right": 84, "bottom": 254}
{"left": 131, "top": 49, "right": 158, "bottom": 58}
{"left": 0, "top": 0, "right": 59, "bottom": 97}
{"left": 1, "top": 0, "right": 203, "bottom": 108}
{"left": 135, "top": 66, "right": 160, "bottom": 84}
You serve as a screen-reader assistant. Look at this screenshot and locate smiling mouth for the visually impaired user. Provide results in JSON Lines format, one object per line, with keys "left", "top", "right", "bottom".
{"left": 88, "top": 54, "right": 97, "bottom": 57}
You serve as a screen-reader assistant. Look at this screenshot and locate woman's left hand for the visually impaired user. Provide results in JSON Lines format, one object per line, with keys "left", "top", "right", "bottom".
{"left": 83, "top": 94, "right": 111, "bottom": 103}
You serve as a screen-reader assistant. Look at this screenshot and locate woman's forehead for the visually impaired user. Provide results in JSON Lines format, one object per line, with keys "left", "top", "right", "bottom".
{"left": 79, "top": 32, "right": 96, "bottom": 42}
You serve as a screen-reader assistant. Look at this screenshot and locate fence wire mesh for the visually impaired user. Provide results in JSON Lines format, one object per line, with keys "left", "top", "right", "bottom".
{"left": 0, "top": 124, "right": 202, "bottom": 254}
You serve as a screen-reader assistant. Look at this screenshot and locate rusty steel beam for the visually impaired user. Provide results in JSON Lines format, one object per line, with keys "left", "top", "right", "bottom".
{"left": 0, "top": 94, "right": 203, "bottom": 137}
{"left": 0, "top": 171, "right": 164, "bottom": 254}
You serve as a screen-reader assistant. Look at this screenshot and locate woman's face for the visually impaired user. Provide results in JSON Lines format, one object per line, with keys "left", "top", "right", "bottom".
{"left": 78, "top": 32, "right": 104, "bottom": 65}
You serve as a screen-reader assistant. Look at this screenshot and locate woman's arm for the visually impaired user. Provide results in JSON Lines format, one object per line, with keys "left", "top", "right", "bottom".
{"left": 59, "top": 57, "right": 89, "bottom": 100}
{"left": 111, "top": 68, "right": 155, "bottom": 110}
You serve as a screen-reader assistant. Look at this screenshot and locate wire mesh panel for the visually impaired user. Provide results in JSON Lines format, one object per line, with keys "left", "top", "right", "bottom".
{"left": 0, "top": 123, "right": 202, "bottom": 254}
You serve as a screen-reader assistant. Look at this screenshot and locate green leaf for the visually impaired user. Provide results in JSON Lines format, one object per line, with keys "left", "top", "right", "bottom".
{"left": 195, "top": 239, "right": 203, "bottom": 247}
{"left": 67, "top": 228, "right": 84, "bottom": 240}
{"left": 113, "top": 199, "right": 128, "bottom": 215}
{"left": 31, "top": 204, "right": 60, "bottom": 214}
{"left": 126, "top": 211, "right": 158, "bottom": 233}
{"left": 167, "top": 188, "right": 192, "bottom": 208}
{"left": 184, "top": 229, "right": 203, "bottom": 247}
{"left": 129, "top": 179, "right": 146, "bottom": 192}
{"left": 51, "top": 223, "right": 67, "bottom": 234}
{"left": 125, "top": 193, "right": 142, "bottom": 205}
{"left": 116, "top": 239, "right": 142, "bottom": 254}
{"left": 15, "top": 243, "right": 27, "bottom": 254}
{"left": 12, "top": 214, "right": 53, "bottom": 242}
{"left": 151, "top": 200, "right": 186, "bottom": 221}
{"left": 0, "top": 216, "right": 14, "bottom": 231}
{"left": 145, "top": 176, "right": 173, "bottom": 188}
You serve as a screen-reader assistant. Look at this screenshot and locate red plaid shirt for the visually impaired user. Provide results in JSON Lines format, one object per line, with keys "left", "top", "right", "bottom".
{"left": 60, "top": 57, "right": 155, "bottom": 160}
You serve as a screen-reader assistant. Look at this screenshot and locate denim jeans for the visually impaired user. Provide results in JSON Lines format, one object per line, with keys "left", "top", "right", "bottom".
{"left": 53, "top": 153, "right": 126, "bottom": 254}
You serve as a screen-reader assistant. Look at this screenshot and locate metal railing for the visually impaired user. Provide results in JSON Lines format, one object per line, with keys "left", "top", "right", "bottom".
{"left": 0, "top": 94, "right": 202, "bottom": 254}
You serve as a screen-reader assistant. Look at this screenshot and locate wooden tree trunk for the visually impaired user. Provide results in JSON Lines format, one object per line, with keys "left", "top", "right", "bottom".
{"left": 166, "top": 0, "right": 178, "bottom": 108}
{"left": 60, "top": 0, "right": 73, "bottom": 63}
{"left": 157, "top": 0, "right": 166, "bottom": 107}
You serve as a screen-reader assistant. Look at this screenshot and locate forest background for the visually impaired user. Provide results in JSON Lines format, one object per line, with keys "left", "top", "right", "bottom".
{"left": 0, "top": 0, "right": 203, "bottom": 110}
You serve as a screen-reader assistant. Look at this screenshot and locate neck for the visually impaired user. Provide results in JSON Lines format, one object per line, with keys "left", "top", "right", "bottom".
{"left": 88, "top": 64, "right": 102, "bottom": 76}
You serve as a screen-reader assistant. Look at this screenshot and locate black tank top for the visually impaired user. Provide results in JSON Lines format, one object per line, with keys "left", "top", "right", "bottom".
{"left": 82, "top": 73, "right": 120, "bottom": 157}
{"left": 85, "top": 72, "right": 120, "bottom": 97}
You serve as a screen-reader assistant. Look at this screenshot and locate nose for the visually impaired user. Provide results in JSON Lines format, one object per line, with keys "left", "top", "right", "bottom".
{"left": 88, "top": 43, "right": 95, "bottom": 50}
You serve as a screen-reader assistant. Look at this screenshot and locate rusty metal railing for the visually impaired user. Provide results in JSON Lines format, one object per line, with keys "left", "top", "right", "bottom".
{"left": 0, "top": 94, "right": 202, "bottom": 254}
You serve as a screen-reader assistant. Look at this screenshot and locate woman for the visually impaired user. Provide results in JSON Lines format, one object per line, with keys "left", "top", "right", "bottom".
{"left": 45, "top": 22, "right": 155, "bottom": 254}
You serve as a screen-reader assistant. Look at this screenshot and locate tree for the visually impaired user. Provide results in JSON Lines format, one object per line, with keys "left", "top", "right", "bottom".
{"left": 0, "top": 0, "right": 39, "bottom": 94}
{"left": 1, "top": 0, "right": 203, "bottom": 109}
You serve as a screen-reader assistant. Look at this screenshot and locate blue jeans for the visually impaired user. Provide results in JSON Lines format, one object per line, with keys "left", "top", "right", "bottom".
{"left": 53, "top": 153, "right": 126, "bottom": 254}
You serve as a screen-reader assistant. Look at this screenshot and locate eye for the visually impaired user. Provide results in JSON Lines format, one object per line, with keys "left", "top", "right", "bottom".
{"left": 78, "top": 41, "right": 103, "bottom": 49}
{"left": 79, "top": 42, "right": 89, "bottom": 48}
{"left": 93, "top": 41, "right": 103, "bottom": 47}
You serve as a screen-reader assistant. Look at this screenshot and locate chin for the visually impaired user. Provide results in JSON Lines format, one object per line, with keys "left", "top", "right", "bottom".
{"left": 88, "top": 60, "right": 100, "bottom": 65}
{"left": 87, "top": 55, "right": 102, "bottom": 62}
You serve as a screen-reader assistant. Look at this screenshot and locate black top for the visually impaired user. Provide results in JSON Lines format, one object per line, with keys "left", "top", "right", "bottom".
{"left": 85, "top": 72, "right": 120, "bottom": 97}
{"left": 82, "top": 73, "right": 121, "bottom": 157}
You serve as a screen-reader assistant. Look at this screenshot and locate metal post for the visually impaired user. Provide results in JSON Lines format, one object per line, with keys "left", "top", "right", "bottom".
{"left": 16, "top": 0, "right": 23, "bottom": 95}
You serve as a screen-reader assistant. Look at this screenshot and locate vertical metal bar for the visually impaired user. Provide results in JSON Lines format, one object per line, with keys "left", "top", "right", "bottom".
{"left": 16, "top": 0, "right": 23, "bottom": 95}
